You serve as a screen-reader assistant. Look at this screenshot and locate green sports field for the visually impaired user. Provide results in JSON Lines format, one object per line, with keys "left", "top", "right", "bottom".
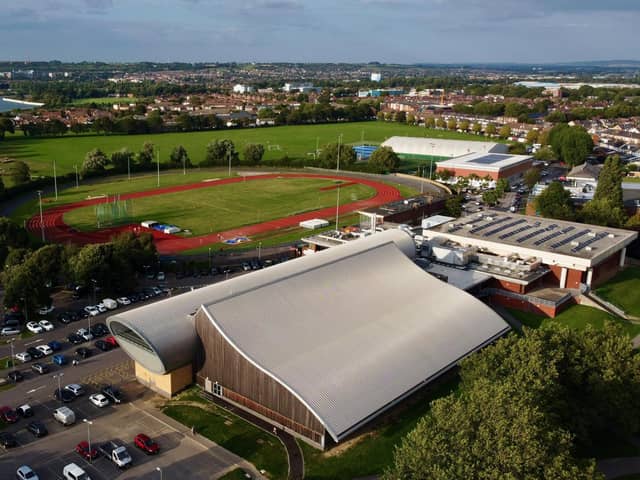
{"left": 0, "top": 121, "right": 497, "bottom": 176}
{"left": 63, "top": 177, "right": 375, "bottom": 235}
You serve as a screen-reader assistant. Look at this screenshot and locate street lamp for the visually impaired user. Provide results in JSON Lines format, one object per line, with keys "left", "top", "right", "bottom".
{"left": 83, "top": 419, "right": 93, "bottom": 461}
{"left": 74, "top": 164, "right": 79, "bottom": 188}
{"left": 156, "top": 466, "right": 163, "bottom": 480}
{"left": 258, "top": 242, "right": 262, "bottom": 261}
{"left": 53, "top": 158, "right": 58, "bottom": 200}
{"left": 8, "top": 339, "right": 15, "bottom": 373}
{"left": 37, "top": 190, "right": 45, "bottom": 242}
{"left": 208, "top": 247, "right": 212, "bottom": 270}
{"left": 53, "top": 373, "right": 64, "bottom": 403}
{"left": 336, "top": 134, "right": 343, "bottom": 172}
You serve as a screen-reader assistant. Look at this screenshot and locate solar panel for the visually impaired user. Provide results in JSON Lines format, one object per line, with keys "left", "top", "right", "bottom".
{"left": 469, "top": 154, "right": 510, "bottom": 165}
{"left": 571, "top": 232, "right": 609, "bottom": 253}
{"left": 517, "top": 228, "right": 546, "bottom": 243}
{"left": 533, "top": 225, "right": 574, "bottom": 246}
{"left": 469, "top": 216, "right": 510, "bottom": 235}
{"left": 484, "top": 219, "right": 527, "bottom": 237}
{"left": 550, "top": 229, "right": 590, "bottom": 249}
{"left": 499, "top": 225, "right": 532, "bottom": 240}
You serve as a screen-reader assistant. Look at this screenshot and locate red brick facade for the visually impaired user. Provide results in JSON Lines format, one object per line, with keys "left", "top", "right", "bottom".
{"left": 546, "top": 265, "right": 584, "bottom": 289}
{"left": 436, "top": 159, "right": 533, "bottom": 181}
{"left": 591, "top": 251, "right": 622, "bottom": 287}
{"left": 490, "top": 293, "right": 575, "bottom": 318}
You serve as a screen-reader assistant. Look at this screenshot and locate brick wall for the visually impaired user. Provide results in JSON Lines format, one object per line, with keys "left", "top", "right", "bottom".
{"left": 591, "top": 251, "right": 622, "bottom": 287}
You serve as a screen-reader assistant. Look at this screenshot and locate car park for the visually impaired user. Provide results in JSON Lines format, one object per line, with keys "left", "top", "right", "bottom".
{"left": 0, "top": 431, "right": 17, "bottom": 448}
{"left": 53, "top": 354, "right": 68, "bottom": 366}
{"left": 27, "top": 420, "right": 48, "bottom": 438}
{"left": 62, "top": 463, "right": 87, "bottom": 480}
{"left": 76, "top": 328, "right": 93, "bottom": 341}
{"left": 1, "top": 326, "right": 21, "bottom": 336}
{"left": 8, "top": 370, "right": 24, "bottom": 382}
{"left": 84, "top": 305, "right": 99, "bottom": 317}
{"left": 53, "top": 406, "right": 76, "bottom": 426}
{"left": 54, "top": 388, "right": 76, "bottom": 403}
{"left": 26, "top": 347, "right": 44, "bottom": 360}
{"left": 95, "top": 340, "right": 112, "bottom": 351}
{"left": 48, "top": 340, "right": 63, "bottom": 351}
{"left": 38, "top": 319, "right": 54, "bottom": 331}
{"left": 0, "top": 406, "right": 18, "bottom": 423}
{"left": 32, "top": 363, "right": 50, "bottom": 375}
{"left": 101, "top": 385, "right": 123, "bottom": 404}
{"left": 75, "top": 347, "right": 92, "bottom": 359}
{"left": 134, "top": 433, "right": 160, "bottom": 454}
{"left": 35, "top": 344, "right": 53, "bottom": 356}
{"left": 75, "top": 440, "right": 99, "bottom": 461}
{"left": 99, "top": 440, "right": 132, "bottom": 468}
{"left": 26, "top": 322, "right": 43, "bottom": 334}
{"left": 16, "top": 352, "right": 32, "bottom": 363}
{"left": 38, "top": 305, "right": 55, "bottom": 315}
{"left": 17, "top": 404, "right": 34, "bottom": 418}
{"left": 67, "top": 333, "right": 83, "bottom": 345}
{"left": 16, "top": 465, "right": 39, "bottom": 480}
{"left": 65, "top": 383, "right": 85, "bottom": 397}
{"left": 116, "top": 296, "right": 131, "bottom": 306}
{"left": 89, "top": 393, "right": 109, "bottom": 408}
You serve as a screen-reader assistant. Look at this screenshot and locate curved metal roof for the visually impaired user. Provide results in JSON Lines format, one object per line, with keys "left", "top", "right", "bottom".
{"left": 109, "top": 229, "right": 509, "bottom": 442}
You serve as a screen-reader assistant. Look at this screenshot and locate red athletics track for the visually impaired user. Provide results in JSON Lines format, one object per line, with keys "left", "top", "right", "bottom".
{"left": 26, "top": 173, "right": 401, "bottom": 254}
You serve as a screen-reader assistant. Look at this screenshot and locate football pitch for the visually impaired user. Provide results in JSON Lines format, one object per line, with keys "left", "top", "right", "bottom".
{"left": 63, "top": 177, "right": 375, "bottom": 235}
{"left": 0, "top": 121, "right": 496, "bottom": 176}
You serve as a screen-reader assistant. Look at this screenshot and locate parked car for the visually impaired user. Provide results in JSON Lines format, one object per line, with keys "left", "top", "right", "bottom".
{"left": 38, "top": 320, "right": 54, "bottom": 331}
{"left": 48, "top": 340, "right": 63, "bottom": 352}
{"left": 17, "top": 404, "right": 33, "bottom": 418}
{"left": 57, "top": 312, "right": 72, "bottom": 324}
{"left": 0, "top": 432, "right": 17, "bottom": 448}
{"left": 67, "top": 333, "right": 83, "bottom": 345}
{"left": 53, "top": 406, "right": 75, "bottom": 426}
{"left": 98, "top": 441, "right": 132, "bottom": 468}
{"left": 241, "top": 262, "right": 251, "bottom": 271}
{"left": 7, "top": 370, "right": 24, "bottom": 382}
{"left": 104, "top": 336, "right": 118, "bottom": 348}
{"left": 31, "top": 363, "right": 50, "bottom": 375}
{"left": 54, "top": 388, "right": 75, "bottom": 403}
{"left": 35, "top": 345, "right": 53, "bottom": 356}
{"left": 0, "top": 406, "right": 18, "bottom": 423}
{"left": 75, "top": 440, "right": 99, "bottom": 461}
{"left": 64, "top": 384, "right": 85, "bottom": 397}
{"left": 89, "top": 323, "right": 108, "bottom": 338}
{"left": 96, "top": 303, "right": 108, "bottom": 313}
{"left": 26, "top": 322, "right": 43, "bottom": 334}
{"left": 101, "top": 385, "right": 123, "bottom": 404}
{"left": 94, "top": 340, "right": 112, "bottom": 352}
{"left": 83, "top": 306, "right": 99, "bottom": 317}
{"left": 101, "top": 298, "right": 118, "bottom": 310}
{"left": 76, "top": 328, "right": 93, "bottom": 342}
{"left": 16, "top": 465, "right": 39, "bottom": 480}
{"left": 62, "top": 463, "right": 87, "bottom": 480}
{"left": 26, "top": 347, "right": 44, "bottom": 360}
{"left": 133, "top": 433, "right": 159, "bottom": 454}
{"left": 89, "top": 393, "right": 109, "bottom": 408}
{"left": 53, "top": 354, "right": 68, "bottom": 366}
{"left": 37, "top": 305, "right": 55, "bottom": 315}
{"left": 0, "top": 326, "right": 21, "bottom": 336}
{"left": 156, "top": 271, "right": 166, "bottom": 281}
{"left": 116, "top": 297, "right": 131, "bottom": 306}
{"left": 15, "top": 352, "right": 32, "bottom": 363}
{"left": 27, "top": 420, "right": 48, "bottom": 438}
{"left": 75, "top": 347, "right": 92, "bottom": 359}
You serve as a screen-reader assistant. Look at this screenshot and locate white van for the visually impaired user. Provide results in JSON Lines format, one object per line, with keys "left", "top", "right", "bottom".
{"left": 101, "top": 298, "right": 118, "bottom": 310}
{"left": 63, "top": 463, "right": 90, "bottom": 480}
{"left": 53, "top": 406, "right": 76, "bottom": 426}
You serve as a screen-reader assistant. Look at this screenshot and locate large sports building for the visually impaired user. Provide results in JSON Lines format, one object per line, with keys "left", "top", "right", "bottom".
{"left": 107, "top": 230, "right": 509, "bottom": 448}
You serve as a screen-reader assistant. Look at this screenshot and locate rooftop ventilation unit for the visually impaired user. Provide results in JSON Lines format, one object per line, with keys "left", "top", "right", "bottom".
{"left": 608, "top": 233, "right": 615, "bottom": 238}
{"left": 570, "top": 241, "right": 579, "bottom": 246}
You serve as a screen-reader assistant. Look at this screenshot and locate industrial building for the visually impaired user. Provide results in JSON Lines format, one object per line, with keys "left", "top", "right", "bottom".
{"left": 381, "top": 136, "right": 508, "bottom": 161}
{"left": 107, "top": 230, "right": 510, "bottom": 448}
{"left": 435, "top": 152, "right": 534, "bottom": 181}
{"left": 421, "top": 210, "right": 637, "bottom": 316}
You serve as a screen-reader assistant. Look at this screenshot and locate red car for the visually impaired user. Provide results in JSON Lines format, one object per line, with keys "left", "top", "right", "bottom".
{"left": 75, "top": 440, "right": 99, "bottom": 460}
{"left": 0, "top": 406, "right": 18, "bottom": 423}
{"left": 105, "top": 336, "right": 119, "bottom": 348}
{"left": 134, "top": 433, "right": 159, "bottom": 454}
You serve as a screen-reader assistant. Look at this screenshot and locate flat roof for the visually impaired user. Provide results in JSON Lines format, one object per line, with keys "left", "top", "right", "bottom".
{"left": 436, "top": 152, "right": 533, "bottom": 172}
{"left": 381, "top": 136, "right": 508, "bottom": 158}
{"left": 424, "top": 210, "right": 637, "bottom": 268}
{"left": 421, "top": 262, "right": 492, "bottom": 290}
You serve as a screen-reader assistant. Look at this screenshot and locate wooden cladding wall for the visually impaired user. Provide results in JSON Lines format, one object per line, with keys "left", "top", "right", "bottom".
{"left": 194, "top": 310, "right": 325, "bottom": 440}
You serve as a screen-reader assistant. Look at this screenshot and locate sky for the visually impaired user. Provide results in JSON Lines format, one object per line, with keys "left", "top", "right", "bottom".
{"left": 2, "top": 0, "right": 640, "bottom": 64}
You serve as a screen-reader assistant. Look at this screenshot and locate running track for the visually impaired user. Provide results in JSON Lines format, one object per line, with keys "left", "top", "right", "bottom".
{"left": 27, "top": 173, "right": 402, "bottom": 254}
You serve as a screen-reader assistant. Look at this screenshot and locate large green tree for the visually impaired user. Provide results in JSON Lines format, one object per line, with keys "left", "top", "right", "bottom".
{"left": 110, "top": 148, "right": 134, "bottom": 174}
{"left": 593, "top": 155, "right": 624, "bottom": 207}
{"left": 137, "top": 142, "right": 155, "bottom": 171}
{"left": 535, "top": 181, "right": 575, "bottom": 220}
{"left": 168, "top": 145, "right": 192, "bottom": 170}
{"left": 0, "top": 118, "right": 15, "bottom": 139}
{"left": 81, "top": 148, "right": 109, "bottom": 178}
{"left": 242, "top": 144, "right": 265, "bottom": 166}
{"left": 202, "top": 139, "right": 238, "bottom": 167}
{"left": 524, "top": 167, "right": 542, "bottom": 190}
{"left": 549, "top": 124, "right": 594, "bottom": 167}
{"left": 368, "top": 146, "right": 400, "bottom": 172}
{"left": 319, "top": 142, "right": 356, "bottom": 169}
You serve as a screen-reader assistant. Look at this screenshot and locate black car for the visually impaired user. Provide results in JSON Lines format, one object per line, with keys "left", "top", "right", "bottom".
{"left": 17, "top": 404, "right": 33, "bottom": 418}
{"left": 75, "top": 347, "right": 92, "bottom": 359}
{"left": 54, "top": 388, "right": 75, "bottom": 403}
{"left": 31, "top": 363, "right": 50, "bottom": 375}
{"left": 26, "top": 347, "right": 44, "bottom": 360}
{"left": 90, "top": 323, "right": 109, "bottom": 337}
{"left": 0, "top": 432, "right": 17, "bottom": 448}
{"left": 77, "top": 309, "right": 90, "bottom": 319}
{"left": 101, "top": 384, "right": 123, "bottom": 404}
{"left": 94, "top": 340, "right": 112, "bottom": 352}
{"left": 67, "top": 333, "right": 83, "bottom": 345}
{"left": 57, "top": 312, "right": 72, "bottom": 324}
{"left": 27, "top": 420, "right": 48, "bottom": 437}
{"left": 7, "top": 370, "right": 24, "bottom": 383}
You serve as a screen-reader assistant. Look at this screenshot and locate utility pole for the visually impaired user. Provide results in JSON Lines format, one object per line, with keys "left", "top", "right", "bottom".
{"left": 156, "top": 149, "right": 160, "bottom": 187}
{"left": 37, "top": 190, "right": 45, "bottom": 242}
{"left": 53, "top": 158, "right": 58, "bottom": 200}
{"left": 335, "top": 185, "right": 340, "bottom": 232}
{"left": 74, "top": 164, "right": 79, "bottom": 188}
{"left": 228, "top": 149, "right": 231, "bottom": 177}
{"left": 336, "top": 134, "right": 343, "bottom": 172}
{"left": 127, "top": 154, "right": 131, "bottom": 181}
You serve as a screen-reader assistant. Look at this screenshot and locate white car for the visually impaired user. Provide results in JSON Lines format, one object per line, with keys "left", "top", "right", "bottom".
{"left": 157, "top": 271, "right": 165, "bottom": 281}
{"left": 35, "top": 344, "right": 53, "bottom": 356}
{"left": 116, "top": 297, "right": 131, "bottom": 306}
{"left": 76, "top": 328, "right": 93, "bottom": 342}
{"left": 38, "top": 320, "right": 54, "bottom": 332}
{"left": 84, "top": 306, "right": 99, "bottom": 317}
{"left": 15, "top": 352, "right": 32, "bottom": 363}
{"left": 89, "top": 393, "right": 109, "bottom": 408}
{"left": 37, "top": 305, "right": 55, "bottom": 315}
{"left": 26, "top": 322, "right": 43, "bottom": 334}
{"left": 0, "top": 326, "right": 21, "bottom": 336}
{"left": 96, "top": 303, "right": 108, "bottom": 313}
{"left": 64, "top": 383, "right": 85, "bottom": 397}
{"left": 16, "top": 465, "right": 39, "bottom": 480}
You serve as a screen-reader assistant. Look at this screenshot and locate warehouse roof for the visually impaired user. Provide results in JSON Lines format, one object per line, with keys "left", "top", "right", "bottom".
{"left": 436, "top": 152, "right": 533, "bottom": 173}
{"left": 381, "top": 136, "right": 508, "bottom": 158}
{"left": 108, "top": 229, "right": 509, "bottom": 443}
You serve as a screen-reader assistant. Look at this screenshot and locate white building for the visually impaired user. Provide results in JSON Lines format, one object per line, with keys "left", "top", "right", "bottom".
{"left": 371, "top": 72, "right": 382, "bottom": 82}
{"left": 232, "top": 84, "right": 253, "bottom": 94}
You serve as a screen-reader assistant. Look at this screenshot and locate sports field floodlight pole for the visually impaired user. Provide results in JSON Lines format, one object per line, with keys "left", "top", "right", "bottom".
{"left": 335, "top": 184, "right": 340, "bottom": 232}
{"left": 157, "top": 149, "right": 160, "bottom": 187}
{"left": 9, "top": 338, "right": 15, "bottom": 373}
{"left": 37, "top": 190, "right": 45, "bottom": 242}
{"left": 74, "top": 164, "right": 79, "bottom": 188}
{"left": 127, "top": 154, "right": 131, "bottom": 181}
{"left": 83, "top": 419, "right": 93, "bottom": 461}
{"left": 228, "top": 149, "right": 231, "bottom": 177}
{"left": 336, "top": 134, "right": 343, "bottom": 172}
{"left": 54, "top": 373, "right": 64, "bottom": 404}
{"left": 258, "top": 241, "right": 262, "bottom": 260}
{"left": 156, "top": 467, "right": 163, "bottom": 480}
{"left": 208, "top": 247, "right": 212, "bottom": 270}
{"left": 53, "top": 158, "right": 58, "bottom": 200}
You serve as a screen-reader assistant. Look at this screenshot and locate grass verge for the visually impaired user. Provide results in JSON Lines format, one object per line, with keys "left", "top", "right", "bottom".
{"left": 595, "top": 266, "right": 640, "bottom": 317}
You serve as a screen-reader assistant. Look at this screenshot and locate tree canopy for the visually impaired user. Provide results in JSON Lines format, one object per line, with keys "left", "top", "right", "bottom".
{"left": 548, "top": 124, "right": 594, "bottom": 167}
{"left": 202, "top": 139, "right": 238, "bottom": 167}
{"left": 368, "top": 146, "right": 400, "bottom": 172}
{"left": 318, "top": 142, "right": 356, "bottom": 169}
{"left": 535, "top": 181, "right": 575, "bottom": 220}
{"left": 168, "top": 145, "right": 192, "bottom": 170}
{"left": 81, "top": 148, "right": 109, "bottom": 178}
{"left": 243, "top": 144, "right": 265, "bottom": 166}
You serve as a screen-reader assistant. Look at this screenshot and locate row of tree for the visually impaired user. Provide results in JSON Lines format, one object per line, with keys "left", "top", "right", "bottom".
{"left": 385, "top": 324, "right": 640, "bottom": 479}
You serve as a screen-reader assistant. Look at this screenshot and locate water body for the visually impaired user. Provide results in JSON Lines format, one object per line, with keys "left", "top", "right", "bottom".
{"left": 0, "top": 98, "right": 41, "bottom": 113}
